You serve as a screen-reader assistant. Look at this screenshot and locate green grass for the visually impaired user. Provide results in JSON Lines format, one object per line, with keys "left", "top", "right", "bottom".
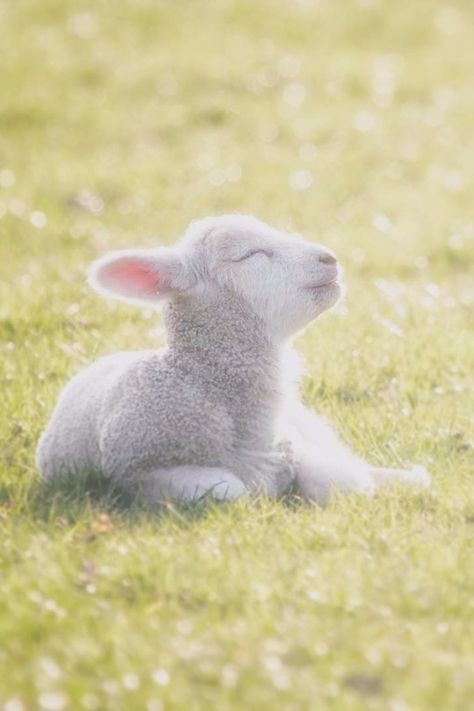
{"left": 1, "top": 0, "right": 473, "bottom": 708}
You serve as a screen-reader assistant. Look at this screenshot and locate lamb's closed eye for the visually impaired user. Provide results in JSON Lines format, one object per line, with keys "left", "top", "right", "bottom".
{"left": 232, "top": 249, "right": 273, "bottom": 262}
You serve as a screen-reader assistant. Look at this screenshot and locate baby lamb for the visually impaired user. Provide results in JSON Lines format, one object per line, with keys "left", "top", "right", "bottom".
{"left": 36, "top": 215, "right": 430, "bottom": 504}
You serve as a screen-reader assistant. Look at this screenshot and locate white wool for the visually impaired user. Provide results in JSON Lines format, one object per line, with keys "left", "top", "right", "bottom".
{"left": 36, "top": 214, "right": 430, "bottom": 503}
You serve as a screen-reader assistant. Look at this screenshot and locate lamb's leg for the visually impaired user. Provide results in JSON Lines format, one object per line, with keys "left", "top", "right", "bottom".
{"left": 291, "top": 442, "right": 375, "bottom": 505}
{"left": 284, "top": 401, "right": 374, "bottom": 503}
{"left": 137, "top": 465, "right": 247, "bottom": 504}
{"left": 294, "top": 455, "right": 431, "bottom": 504}
{"left": 370, "top": 466, "right": 431, "bottom": 489}
{"left": 286, "top": 401, "right": 430, "bottom": 503}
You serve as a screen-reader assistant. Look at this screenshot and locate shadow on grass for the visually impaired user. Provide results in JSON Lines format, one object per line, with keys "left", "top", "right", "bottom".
{"left": 17, "top": 469, "right": 250, "bottom": 529}
{"left": 2, "top": 468, "right": 315, "bottom": 533}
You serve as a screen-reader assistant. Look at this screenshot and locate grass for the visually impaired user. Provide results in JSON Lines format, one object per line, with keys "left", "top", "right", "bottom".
{"left": 0, "top": 0, "right": 473, "bottom": 708}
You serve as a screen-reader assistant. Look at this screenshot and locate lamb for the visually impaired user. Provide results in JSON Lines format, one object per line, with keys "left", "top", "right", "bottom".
{"left": 36, "top": 214, "right": 430, "bottom": 504}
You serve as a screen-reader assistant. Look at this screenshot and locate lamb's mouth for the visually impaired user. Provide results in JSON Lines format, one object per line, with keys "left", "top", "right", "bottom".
{"left": 307, "top": 277, "right": 340, "bottom": 290}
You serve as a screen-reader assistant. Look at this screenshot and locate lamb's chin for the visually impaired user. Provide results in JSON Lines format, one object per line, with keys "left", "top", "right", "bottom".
{"left": 310, "top": 281, "right": 343, "bottom": 312}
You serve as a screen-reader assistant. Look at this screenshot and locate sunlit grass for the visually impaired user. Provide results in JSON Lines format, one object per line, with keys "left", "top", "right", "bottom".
{"left": 0, "top": 0, "right": 473, "bottom": 709}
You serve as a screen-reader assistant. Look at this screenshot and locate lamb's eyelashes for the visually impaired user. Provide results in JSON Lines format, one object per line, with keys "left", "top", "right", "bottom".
{"left": 231, "top": 248, "right": 273, "bottom": 263}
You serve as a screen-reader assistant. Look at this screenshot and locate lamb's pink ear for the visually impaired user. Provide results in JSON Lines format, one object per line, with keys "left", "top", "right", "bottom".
{"left": 88, "top": 248, "right": 194, "bottom": 305}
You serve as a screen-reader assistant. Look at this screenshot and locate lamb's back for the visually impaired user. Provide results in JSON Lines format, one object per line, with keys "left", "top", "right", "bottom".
{"left": 37, "top": 349, "right": 233, "bottom": 481}
{"left": 36, "top": 350, "right": 154, "bottom": 478}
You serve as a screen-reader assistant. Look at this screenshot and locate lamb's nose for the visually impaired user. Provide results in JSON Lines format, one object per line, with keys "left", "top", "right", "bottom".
{"left": 318, "top": 251, "right": 337, "bottom": 265}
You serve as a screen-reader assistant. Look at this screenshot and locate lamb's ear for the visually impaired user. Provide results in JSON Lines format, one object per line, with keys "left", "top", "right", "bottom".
{"left": 88, "top": 248, "right": 195, "bottom": 305}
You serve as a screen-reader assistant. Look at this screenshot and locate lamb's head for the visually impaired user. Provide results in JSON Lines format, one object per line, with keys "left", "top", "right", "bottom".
{"left": 89, "top": 214, "right": 342, "bottom": 343}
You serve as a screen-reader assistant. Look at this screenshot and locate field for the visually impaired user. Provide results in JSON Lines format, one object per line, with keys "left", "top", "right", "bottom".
{"left": 0, "top": 0, "right": 473, "bottom": 709}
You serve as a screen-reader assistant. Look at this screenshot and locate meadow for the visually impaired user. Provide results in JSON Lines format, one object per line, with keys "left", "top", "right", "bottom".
{"left": 0, "top": 0, "right": 473, "bottom": 709}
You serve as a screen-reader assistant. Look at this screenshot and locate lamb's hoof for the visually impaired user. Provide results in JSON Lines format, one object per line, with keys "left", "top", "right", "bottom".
{"left": 372, "top": 466, "right": 431, "bottom": 489}
{"left": 406, "top": 465, "right": 431, "bottom": 488}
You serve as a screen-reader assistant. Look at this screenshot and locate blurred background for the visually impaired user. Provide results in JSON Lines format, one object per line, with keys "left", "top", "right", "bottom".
{"left": 1, "top": 0, "right": 473, "bottom": 268}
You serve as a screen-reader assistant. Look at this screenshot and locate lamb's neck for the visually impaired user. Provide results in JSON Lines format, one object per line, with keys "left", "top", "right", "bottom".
{"left": 163, "top": 295, "right": 285, "bottom": 396}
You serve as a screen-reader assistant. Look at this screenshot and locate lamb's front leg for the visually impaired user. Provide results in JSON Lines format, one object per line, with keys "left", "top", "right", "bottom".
{"left": 291, "top": 440, "right": 376, "bottom": 505}
{"left": 286, "top": 401, "right": 430, "bottom": 504}
{"left": 294, "top": 452, "right": 431, "bottom": 505}
{"left": 369, "top": 466, "right": 431, "bottom": 489}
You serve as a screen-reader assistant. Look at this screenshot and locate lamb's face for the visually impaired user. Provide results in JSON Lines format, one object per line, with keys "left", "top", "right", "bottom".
{"left": 89, "top": 214, "right": 342, "bottom": 344}
{"left": 182, "top": 215, "right": 342, "bottom": 341}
